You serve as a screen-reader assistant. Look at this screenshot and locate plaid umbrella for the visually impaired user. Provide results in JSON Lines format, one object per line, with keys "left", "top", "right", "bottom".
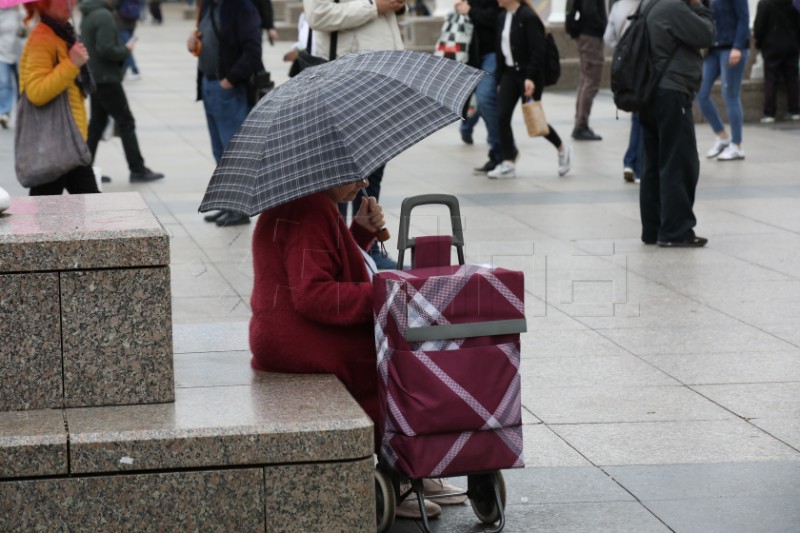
{"left": 199, "top": 50, "right": 484, "bottom": 216}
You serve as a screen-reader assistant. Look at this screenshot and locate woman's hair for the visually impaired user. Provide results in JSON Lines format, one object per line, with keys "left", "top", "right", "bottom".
{"left": 24, "top": 0, "right": 52, "bottom": 25}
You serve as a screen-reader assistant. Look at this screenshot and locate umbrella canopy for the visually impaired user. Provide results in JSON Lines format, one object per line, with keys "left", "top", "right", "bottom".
{"left": 199, "top": 50, "right": 484, "bottom": 216}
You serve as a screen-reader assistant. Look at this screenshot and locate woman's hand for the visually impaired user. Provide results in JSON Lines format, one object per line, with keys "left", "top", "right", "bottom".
{"left": 455, "top": 0, "right": 471, "bottom": 15}
{"left": 729, "top": 48, "right": 742, "bottom": 67}
{"left": 187, "top": 31, "right": 201, "bottom": 54}
{"left": 220, "top": 78, "right": 234, "bottom": 89}
{"left": 354, "top": 196, "right": 385, "bottom": 233}
{"left": 69, "top": 42, "right": 89, "bottom": 68}
{"left": 524, "top": 79, "right": 535, "bottom": 98}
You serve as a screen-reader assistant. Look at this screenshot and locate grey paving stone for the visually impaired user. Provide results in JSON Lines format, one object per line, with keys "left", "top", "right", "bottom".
{"left": 604, "top": 461, "right": 800, "bottom": 500}
{"left": 525, "top": 384, "right": 735, "bottom": 424}
{"left": 521, "top": 354, "right": 679, "bottom": 388}
{"left": 751, "top": 417, "right": 800, "bottom": 451}
{"left": 645, "top": 496, "right": 800, "bottom": 533}
{"left": 693, "top": 382, "right": 800, "bottom": 419}
{"left": 173, "top": 351, "right": 253, "bottom": 388}
{"left": 173, "top": 322, "right": 251, "bottom": 353}
{"left": 552, "top": 420, "right": 800, "bottom": 466}
{"left": 521, "top": 425, "right": 591, "bottom": 468}
{"left": 641, "top": 351, "right": 800, "bottom": 385}
{"left": 600, "top": 325, "right": 796, "bottom": 356}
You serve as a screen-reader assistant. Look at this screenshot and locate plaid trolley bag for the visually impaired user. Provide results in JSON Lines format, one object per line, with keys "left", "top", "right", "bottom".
{"left": 372, "top": 195, "right": 526, "bottom": 533}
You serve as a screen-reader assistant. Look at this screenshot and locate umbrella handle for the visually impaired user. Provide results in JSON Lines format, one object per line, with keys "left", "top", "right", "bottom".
{"left": 375, "top": 227, "right": 391, "bottom": 242}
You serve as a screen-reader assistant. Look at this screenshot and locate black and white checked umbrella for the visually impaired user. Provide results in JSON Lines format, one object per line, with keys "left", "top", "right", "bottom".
{"left": 199, "top": 50, "right": 484, "bottom": 216}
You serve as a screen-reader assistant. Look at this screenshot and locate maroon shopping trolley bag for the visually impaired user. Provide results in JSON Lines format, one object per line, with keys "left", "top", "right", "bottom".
{"left": 373, "top": 229, "right": 526, "bottom": 479}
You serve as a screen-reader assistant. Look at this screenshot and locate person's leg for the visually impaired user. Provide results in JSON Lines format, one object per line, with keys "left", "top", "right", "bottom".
{"left": 118, "top": 28, "right": 139, "bottom": 75}
{"left": 496, "top": 72, "right": 519, "bottom": 162}
{"left": 0, "top": 62, "right": 13, "bottom": 119}
{"left": 86, "top": 89, "right": 111, "bottom": 160}
{"left": 638, "top": 99, "right": 661, "bottom": 244}
{"left": 460, "top": 99, "right": 479, "bottom": 141}
{"left": 574, "top": 35, "right": 603, "bottom": 131}
{"left": 63, "top": 165, "right": 101, "bottom": 194}
{"left": 653, "top": 89, "right": 700, "bottom": 243}
{"left": 696, "top": 50, "right": 725, "bottom": 135}
{"left": 784, "top": 51, "right": 799, "bottom": 115}
{"left": 623, "top": 112, "right": 643, "bottom": 177}
{"left": 475, "top": 53, "right": 504, "bottom": 163}
{"left": 201, "top": 79, "right": 226, "bottom": 162}
{"left": 719, "top": 48, "right": 747, "bottom": 145}
{"left": 100, "top": 83, "right": 147, "bottom": 173}
{"left": 30, "top": 176, "right": 66, "bottom": 196}
{"left": 762, "top": 52, "right": 780, "bottom": 118}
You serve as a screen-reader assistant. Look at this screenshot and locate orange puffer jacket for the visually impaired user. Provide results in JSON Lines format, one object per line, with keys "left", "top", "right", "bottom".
{"left": 18, "top": 22, "right": 87, "bottom": 139}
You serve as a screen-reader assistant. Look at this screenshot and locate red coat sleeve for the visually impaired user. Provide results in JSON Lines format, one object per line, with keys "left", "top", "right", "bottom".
{"left": 282, "top": 201, "right": 374, "bottom": 326}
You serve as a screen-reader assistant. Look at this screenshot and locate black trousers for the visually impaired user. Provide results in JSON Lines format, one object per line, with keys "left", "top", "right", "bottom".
{"left": 639, "top": 88, "right": 699, "bottom": 243}
{"left": 86, "top": 83, "right": 146, "bottom": 174}
{"left": 29, "top": 165, "right": 100, "bottom": 196}
{"left": 497, "top": 71, "right": 561, "bottom": 161}
{"left": 763, "top": 50, "right": 800, "bottom": 117}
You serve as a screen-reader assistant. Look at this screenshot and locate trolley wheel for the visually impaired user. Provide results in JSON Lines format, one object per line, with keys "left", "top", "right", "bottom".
{"left": 375, "top": 469, "right": 396, "bottom": 533}
{"left": 468, "top": 471, "right": 507, "bottom": 525}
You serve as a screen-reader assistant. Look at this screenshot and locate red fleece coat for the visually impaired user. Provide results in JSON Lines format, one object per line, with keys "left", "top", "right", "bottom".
{"left": 249, "top": 193, "right": 380, "bottom": 425}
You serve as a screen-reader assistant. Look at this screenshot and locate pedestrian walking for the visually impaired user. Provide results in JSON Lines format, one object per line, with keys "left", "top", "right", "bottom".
{"left": 304, "top": 0, "right": 404, "bottom": 269}
{"left": 114, "top": 0, "right": 143, "bottom": 80}
{"left": 80, "top": 0, "right": 164, "bottom": 183}
{"left": 0, "top": 6, "right": 25, "bottom": 129}
{"left": 455, "top": 0, "right": 513, "bottom": 174}
{"left": 604, "top": 0, "right": 642, "bottom": 183}
{"left": 696, "top": 0, "right": 750, "bottom": 161}
{"left": 188, "top": 0, "right": 263, "bottom": 226}
{"left": 18, "top": 0, "right": 100, "bottom": 196}
{"left": 147, "top": 0, "right": 162, "bottom": 24}
{"left": 753, "top": 0, "right": 800, "bottom": 123}
{"left": 566, "top": 0, "right": 606, "bottom": 141}
{"left": 639, "top": 0, "right": 713, "bottom": 247}
{"left": 488, "top": 0, "right": 571, "bottom": 180}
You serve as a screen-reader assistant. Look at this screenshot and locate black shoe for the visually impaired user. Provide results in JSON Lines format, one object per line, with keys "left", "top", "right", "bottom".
{"left": 473, "top": 160, "right": 499, "bottom": 174}
{"left": 461, "top": 131, "right": 474, "bottom": 145}
{"left": 130, "top": 167, "right": 165, "bottom": 182}
{"left": 572, "top": 127, "right": 603, "bottom": 141}
{"left": 216, "top": 211, "right": 250, "bottom": 227}
{"left": 203, "top": 210, "right": 226, "bottom": 222}
{"left": 657, "top": 236, "right": 708, "bottom": 248}
{"left": 101, "top": 175, "right": 112, "bottom": 184}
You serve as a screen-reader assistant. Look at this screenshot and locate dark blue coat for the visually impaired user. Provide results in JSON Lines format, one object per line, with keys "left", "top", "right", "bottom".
{"left": 710, "top": 0, "right": 751, "bottom": 50}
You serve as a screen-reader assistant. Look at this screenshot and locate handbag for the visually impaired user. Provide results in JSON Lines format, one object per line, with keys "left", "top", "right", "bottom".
{"left": 521, "top": 99, "right": 550, "bottom": 137}
{"left": 433, "top": 12, "right": 473, "bottom": 64}
{"left": 14, "top": 90, "right": 92, "bottom": 188}
{"left": 247, "top": 65, "right": 275, "bottom": 107}
{"left": 289, "top": 3, "right": 338, "bottom": 77}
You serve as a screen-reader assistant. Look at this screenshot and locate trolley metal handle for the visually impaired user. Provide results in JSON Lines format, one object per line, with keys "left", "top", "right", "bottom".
{"left": 396, "top": 194, "right": 466, "bottom": 269}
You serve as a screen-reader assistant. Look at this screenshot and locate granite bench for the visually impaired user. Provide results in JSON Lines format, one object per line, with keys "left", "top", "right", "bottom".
{"left": 0, "top": 371, "right": 375, "bottom": 532}
{"left": 0, "top": 193, "right": 375, "bottom": 532}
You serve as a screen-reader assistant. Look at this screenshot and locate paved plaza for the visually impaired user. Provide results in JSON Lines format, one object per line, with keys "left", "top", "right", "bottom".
{"left": 1, "top": 5, "right": 799, "bottom": 532}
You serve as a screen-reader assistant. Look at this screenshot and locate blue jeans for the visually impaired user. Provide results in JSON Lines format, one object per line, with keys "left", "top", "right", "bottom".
{"left": 118, "top": 29, "right": 139, "bottom": 75}
{"left": 623, "top": 112, "right": 643, "bottom": 177}
{"left": 460, "top": 106, "right": 480, "bottom": 136}
{"left": 696, "top": 47, "right": 749, "bottom": 145}
{"left": 201, "top": 78, "right": 250, "bottom": 162}
{"left": 0, "top": 61, "right": 15, "bottom": 116}
{"left": 474, "top": 53, "right": 503, "bottom": 162}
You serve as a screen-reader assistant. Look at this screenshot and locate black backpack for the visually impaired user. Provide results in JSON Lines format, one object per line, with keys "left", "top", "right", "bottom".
{"left": 610, "top": 0, "right": 672, "bottom": 112}
{"left": 543, "top": 33, "right": 561, "bottom": 86}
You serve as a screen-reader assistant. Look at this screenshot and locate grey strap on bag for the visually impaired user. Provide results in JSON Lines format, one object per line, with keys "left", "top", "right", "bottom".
{"left": 14, "top": 89, "right": 92, "bottom": 188}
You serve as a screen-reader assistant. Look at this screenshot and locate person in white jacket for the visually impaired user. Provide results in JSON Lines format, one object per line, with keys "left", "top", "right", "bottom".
{"left": 303, "top": 0, "right": 404, "bottom": 270}
{"left": 604, "top": 0, "right": 642, "bottom": 183}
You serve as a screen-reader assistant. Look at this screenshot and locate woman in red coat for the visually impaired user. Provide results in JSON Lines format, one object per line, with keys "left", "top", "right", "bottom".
{"left": 249, "top": 178, "right": 385, "bottom": 425}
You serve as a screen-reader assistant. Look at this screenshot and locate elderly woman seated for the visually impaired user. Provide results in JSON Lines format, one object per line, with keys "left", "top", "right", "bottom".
{"left": 248, "top": 177, "right": 466, "bottom": 520}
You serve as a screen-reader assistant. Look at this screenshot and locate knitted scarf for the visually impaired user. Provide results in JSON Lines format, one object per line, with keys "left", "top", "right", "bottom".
{"left": 39, "top": 13, "right": 96, "bottom": 97}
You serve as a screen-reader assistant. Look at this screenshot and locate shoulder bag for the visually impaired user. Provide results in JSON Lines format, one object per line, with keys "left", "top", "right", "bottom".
{"left": 14, "top": 90, "right": 92, "bottom": 188}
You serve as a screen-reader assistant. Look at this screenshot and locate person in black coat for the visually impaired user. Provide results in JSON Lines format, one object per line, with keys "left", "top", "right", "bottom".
{"left": 753, "top": 0, "right": 800, "bottom": 121}
{"left": 487, "top": 0, "right": 570, "bottom": 179}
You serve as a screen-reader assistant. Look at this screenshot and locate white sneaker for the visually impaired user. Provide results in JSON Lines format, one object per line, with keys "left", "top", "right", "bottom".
{"left": 557, "top": 146, "right": 572, "bottom": 177}
{"left": 706, "top": 137, "right": 730, "bottom": 159}
{"left": 125, "top": 72, "right": 142, "bottom": 82}
{"left": 717, "top": 144, "right": 745, "bottom": 161}
{"left": 760, "top": 116, "right": 776, "bottom": 124}
{"left": 788, "top": 114, "right": 800, "bottom": 121}
{"left": 487, "top": 161, "right": 515, "bottom": 179}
